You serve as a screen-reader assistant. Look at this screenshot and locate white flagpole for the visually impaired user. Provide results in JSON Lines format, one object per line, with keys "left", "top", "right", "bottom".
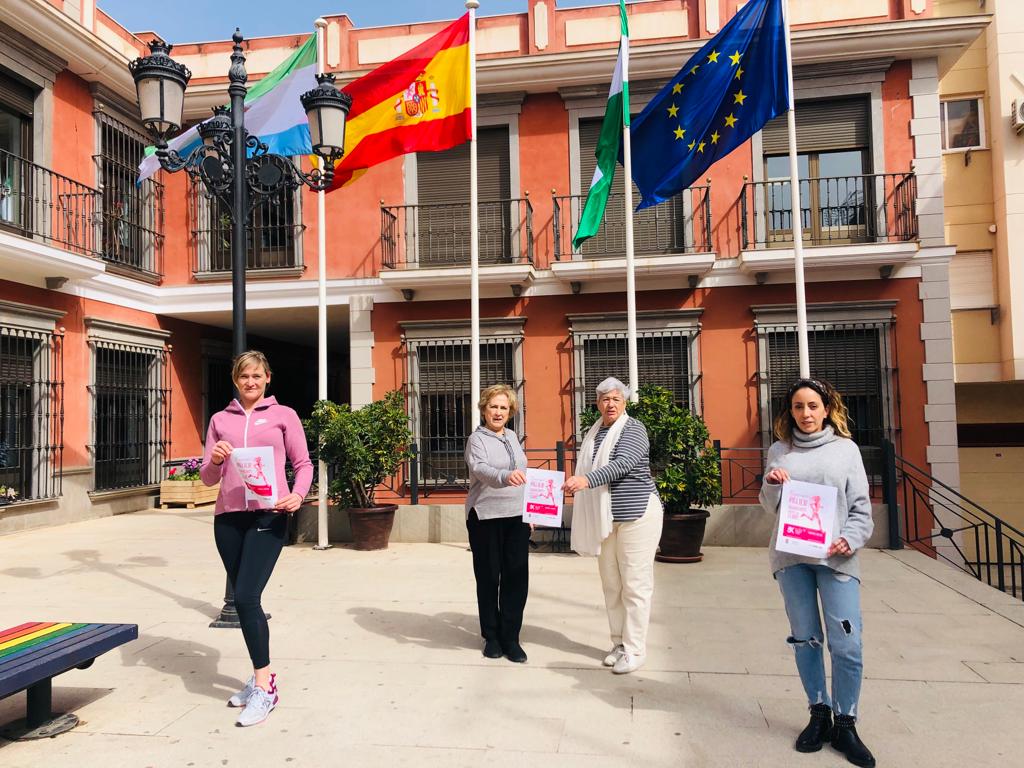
{"left": 467, "top": 1, "right": 481, "bottom": 418}
{"left": 314, "top": 17, "right": 331, "bottom": 550}
{"left": 621, "top": 17, "right": 638, "bottom": 404}
{"left": 782, "top": 0, "right": 810, "bottom": 378}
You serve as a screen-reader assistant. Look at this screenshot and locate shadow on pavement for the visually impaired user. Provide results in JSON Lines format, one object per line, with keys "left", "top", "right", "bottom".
{"left": 0, "top": 686, "right": 113, "bottom": 748}
{"left": 119, "top": 634, "right": 241, "bottom": 702}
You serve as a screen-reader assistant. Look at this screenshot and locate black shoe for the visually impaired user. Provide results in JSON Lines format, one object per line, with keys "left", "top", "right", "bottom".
{"left": 482, "top": 639, "right": 503, "bottom": 659}
{"left": 502, "top": 641, "right": 527, "bottom": 663}
{"left": 831, "top": 715, "right": 876, "bottom": 768}
{"left": 795, "top": 703, "right": 833, "bottom": 753}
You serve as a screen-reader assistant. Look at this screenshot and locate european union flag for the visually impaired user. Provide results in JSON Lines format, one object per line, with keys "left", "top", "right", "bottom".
{"left": 629, "top": 0, "right": 788, "bottom": 209}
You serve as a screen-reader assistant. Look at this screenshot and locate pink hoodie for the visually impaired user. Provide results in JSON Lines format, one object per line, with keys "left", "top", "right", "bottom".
{"left": 200, "top": 396, "right": 313, "bottom": 515}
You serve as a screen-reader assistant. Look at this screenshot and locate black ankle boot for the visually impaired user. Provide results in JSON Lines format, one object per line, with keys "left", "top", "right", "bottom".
{"left": 795, "top": 703, "right": 833, "bottom": 753}
{"left": 502, "top": 640, "right": 527, "bottom": 663}
{"left": 831, "top": 714, "right": 876, "bottom": 767}
{"left": 482, "top": 639, "right": 503, "bottom": 658}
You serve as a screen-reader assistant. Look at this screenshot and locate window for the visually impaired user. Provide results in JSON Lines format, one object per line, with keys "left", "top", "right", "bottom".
{"left": 760, "top": 97, "right": 873, "bottom": 244}
{"left": 403, "top": 319, "right": 525, "bottom": 486}
{"left": 202, "top": 352, "right": 233, "bottom": 433}
{"left": 0, "top": 313, "right": 63, "bottom": 502}
{"left": 95, "top": 111, "right": 164, "bottom": 277}
{"left": 88, "top": 321, "right": 171, "bottom": 492}
{"left": 414, "top": 125, "right": 511, "bottom": 265}
{"left": 570, "top": 310, "right": 703, "bottom": 434}
{"left": 755, "top": 305, "right": 898, "bottom": 474}
{"left": 0, "top": 69, "right": 34, "bottom": 233}
{"left": 941, "top": 98, "right": 984, "bottom": 151}
{"left": 192, "top": 179, "right": 300, "bottom": 273}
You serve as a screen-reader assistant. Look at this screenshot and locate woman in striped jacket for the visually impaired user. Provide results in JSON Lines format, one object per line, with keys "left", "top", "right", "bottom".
{"left": 564, "top": 377, "right": 662, "bottom": 675}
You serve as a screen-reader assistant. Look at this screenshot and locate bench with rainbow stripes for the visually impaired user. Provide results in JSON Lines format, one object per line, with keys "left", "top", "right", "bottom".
{"left": 0, "top": 621, "right": 137, "bottom": 740}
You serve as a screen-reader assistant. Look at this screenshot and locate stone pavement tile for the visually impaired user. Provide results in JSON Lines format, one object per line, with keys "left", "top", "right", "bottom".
{"left": 962, "top": 660, "right": 1024, "bottom": 683}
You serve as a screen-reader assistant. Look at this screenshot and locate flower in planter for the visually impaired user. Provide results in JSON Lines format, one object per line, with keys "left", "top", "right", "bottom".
{"left": 167, "top": 458, "right": 202, "bottom": 481}
{"left": 0, "top": 485, "right": 18, "bottom": 502}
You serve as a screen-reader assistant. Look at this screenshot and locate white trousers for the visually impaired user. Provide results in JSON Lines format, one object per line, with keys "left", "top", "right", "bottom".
{"left": 597, "top": 493, "right": 663, "bottom": 656}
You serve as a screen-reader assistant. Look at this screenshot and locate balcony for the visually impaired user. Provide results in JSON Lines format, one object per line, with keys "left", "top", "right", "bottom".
{"left": 550, "top": 186, "right": 716, "bottom": 284}
{"left": 739, "top": 172, "right": 919, "bottom": 273}
{"left": 0, "top": 148, "right": 164, "bottom": 281}
{"left": 379, "top": 198, "right": 534, "bottom": 290}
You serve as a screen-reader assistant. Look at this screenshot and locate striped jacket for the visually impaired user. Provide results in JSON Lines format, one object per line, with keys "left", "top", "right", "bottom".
{"left": 584, "top": 418, "right": 658, "bottom": 522}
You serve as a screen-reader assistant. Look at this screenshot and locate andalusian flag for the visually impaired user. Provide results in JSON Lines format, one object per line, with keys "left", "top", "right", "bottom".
{"left": 137, "top": 34, "right": 319, "bottom": 184}
{"left": 573, "top": 1, "right": 630, "bottom": 249}
{"left": 328, "top": 14, "right": 472, "bottom": 190}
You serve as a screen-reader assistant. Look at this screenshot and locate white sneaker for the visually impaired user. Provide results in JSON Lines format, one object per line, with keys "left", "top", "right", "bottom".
{"left": 236, "top": 678, "right": 278, "bottom": 727}
{"left": 228, "top": 675, "right": 256, "bottom": 707}
{"left": 612, "top": 652, "right": 646, "bottom": 675}
{"left": 603, "top": 644, "right": 625, "bottom": 667}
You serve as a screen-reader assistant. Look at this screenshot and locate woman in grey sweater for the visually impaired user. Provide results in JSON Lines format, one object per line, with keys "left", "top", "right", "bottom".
{"left": 759, "top": 378, "right": 876, "bottom": 768}
{"left": 464, "top": 384, "right": 529, "bottom": 663}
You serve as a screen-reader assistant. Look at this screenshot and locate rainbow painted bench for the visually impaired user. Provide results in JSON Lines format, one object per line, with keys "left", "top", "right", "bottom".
{"left": 0, "top": 622, "right": 138, "bottom": 740}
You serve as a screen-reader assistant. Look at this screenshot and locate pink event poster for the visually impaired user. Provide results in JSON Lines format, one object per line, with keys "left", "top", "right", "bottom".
{"left": 229, "top": 447, "right": 279, "bottom": 509}
{"left": 521, "top": 468, "right": 565, "bottom": 528}
{"left": 775, "top": 479, "right": 838, "bottom": 559}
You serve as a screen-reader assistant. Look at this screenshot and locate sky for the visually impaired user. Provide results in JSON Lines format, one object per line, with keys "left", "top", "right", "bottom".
{"left": 96, "top": 1, "right": 615, "bottom": 44}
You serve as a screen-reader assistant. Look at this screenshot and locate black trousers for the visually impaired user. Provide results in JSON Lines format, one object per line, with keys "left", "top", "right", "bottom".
{"left": 213, "top": 511, "right": 287, "bottom": 669}
{"left": 466, "top": 509, "right": 530, "bottom": 645}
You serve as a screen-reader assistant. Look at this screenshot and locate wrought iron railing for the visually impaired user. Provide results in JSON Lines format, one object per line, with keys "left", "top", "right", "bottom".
{"left": 885, "top": 440, "right": 1024, "bottom": 601}
{"left": 0, "top": 148, "right": 101, "bottom": 256}
{"left": 552, "top": 185, "right": 712, "bottom": 260}
{"left": 741, "top": 172, "right": 917, "bottom": 249}
{"left": 380, "top": 197, "right": 534, "bottom": 269}
{"left": 99, "top": 176, "right": 164, "bottom": 278}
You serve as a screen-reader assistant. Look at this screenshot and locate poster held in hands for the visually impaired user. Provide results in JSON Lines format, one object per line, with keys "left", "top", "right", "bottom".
{"left": 775, "top": 480, "right": 837, "bottom": 559}
{"left": 229, "top": 446, "right": 279, "bottom": 509}
{"left": 522, "top": 468, "right": 565, "bottom": 527}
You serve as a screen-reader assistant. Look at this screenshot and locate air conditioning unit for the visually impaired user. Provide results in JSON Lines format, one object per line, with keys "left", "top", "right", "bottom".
{"left": 1012, "top": 99, "right": 1024, "bottom": 135}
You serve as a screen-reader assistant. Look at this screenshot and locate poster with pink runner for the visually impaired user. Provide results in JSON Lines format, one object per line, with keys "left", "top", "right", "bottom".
{"left": 229, "top": 447, "right": 279, "bottom": 509}
{"left": 775, "top": 480, "right": 838, "bottom": 559}
{"left": 521, "top": 468, "right": 565, "bottom": 527}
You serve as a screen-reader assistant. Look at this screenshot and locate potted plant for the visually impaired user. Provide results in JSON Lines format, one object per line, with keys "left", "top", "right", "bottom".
{"left": 306, "top": 391, "right": 413, "bottom": 550}
{"left": 581, "top": 384, "right": 722, "bottom": 562}
{"left": 0, "top": 485, "right": 18, "bottom": 506}
{"left": 160, "top": 457, "right": 220, "bottom": 508}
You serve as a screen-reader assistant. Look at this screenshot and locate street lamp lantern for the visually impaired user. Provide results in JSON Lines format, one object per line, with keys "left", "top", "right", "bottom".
{"left": 128, "top": 39, "right": 191, "bottom": 141}
{"left": 301, "top": 73, "right": 351, "bottom": 160}
{"left": 127, "top": 29, "right": 350, "bottom": 629}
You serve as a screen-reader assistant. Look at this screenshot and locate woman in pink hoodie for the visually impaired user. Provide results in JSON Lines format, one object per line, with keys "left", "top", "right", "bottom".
{"left": 200, "top": 350, "right": 312, "bottom": 727}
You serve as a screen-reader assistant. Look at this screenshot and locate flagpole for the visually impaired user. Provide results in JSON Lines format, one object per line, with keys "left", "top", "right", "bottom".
{"left": 782, "top": 0, "right": 810, "bottom": 378}
{"left": 314, "top": 17, "right": 332, "bottom": 550}
{"left": 467, "top": 0, "right": 481, "bottom": 418}
{"left": 620, "top": 8, "right": 638, "bottom": 404}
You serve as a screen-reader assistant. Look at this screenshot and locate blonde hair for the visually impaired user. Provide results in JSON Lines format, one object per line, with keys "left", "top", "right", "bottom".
{"left": 478, "top": 384, "right": 518, "bottom": 418}
{"left": 232, "top": 350, "right": 272, "bottom": 382}
{"left": 773, "top": 378, "right": 853, "bottom": 442}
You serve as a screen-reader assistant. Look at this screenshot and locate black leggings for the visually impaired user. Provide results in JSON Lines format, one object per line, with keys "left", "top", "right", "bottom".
{"left": 213, "top": 511, "right": 287, "bottom": 669}
{"left": 466, "top": 510, "right": 530, "bottom": 645}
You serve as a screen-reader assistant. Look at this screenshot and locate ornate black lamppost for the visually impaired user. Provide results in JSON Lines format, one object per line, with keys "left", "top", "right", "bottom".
{"left": 128, "top": 32, "right": 351, "bottom": 627}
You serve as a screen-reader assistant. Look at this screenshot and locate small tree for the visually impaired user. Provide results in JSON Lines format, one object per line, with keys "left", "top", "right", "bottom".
{"left": 306, "top": 391, "right": 413, "bottom": 509}
{"left": 580, "top": 383, "right": 721, "bottom": 514}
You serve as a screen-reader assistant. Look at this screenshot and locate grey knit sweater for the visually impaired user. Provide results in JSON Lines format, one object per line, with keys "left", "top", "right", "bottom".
{"left": 464, "top": 426, "right": 527, "bottom": 520}
{"left": 759, "top": 426, "right": 874, "bottom": 580}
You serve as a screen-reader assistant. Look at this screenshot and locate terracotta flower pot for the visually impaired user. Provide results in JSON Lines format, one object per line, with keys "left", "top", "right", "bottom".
{"left": 348, "top": 504, "right": 398, "bottom": 550}
{"left": 655, "top": 508, "right": 711, "bottom": 563}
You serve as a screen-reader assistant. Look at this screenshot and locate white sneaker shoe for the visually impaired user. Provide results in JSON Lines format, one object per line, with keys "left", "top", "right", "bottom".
{"left": 228, "top": 675, "right": 256, "bottom": 707}
{"left": 236, "top": 676, "right": 278, "bottom": 727}
{"left": 612, "top": 652, "right": 646, "bottom": 675}
{"left": 603, "top": 644, "right": 625, "bottom": 667}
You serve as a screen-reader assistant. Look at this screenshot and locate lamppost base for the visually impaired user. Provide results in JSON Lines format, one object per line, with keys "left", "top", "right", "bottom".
{"left": 313, "top": 543, "right": 333, "bottom": 551}
{"left": 209, "top": 603, "right": 271, "bottom": 629}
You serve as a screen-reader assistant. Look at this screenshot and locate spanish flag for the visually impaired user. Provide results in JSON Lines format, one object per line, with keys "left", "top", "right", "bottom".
{"left": 328, "top": 13, "right": 472, "bottom": 191}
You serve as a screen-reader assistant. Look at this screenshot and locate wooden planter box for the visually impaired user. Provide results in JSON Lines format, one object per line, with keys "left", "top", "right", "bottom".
{"left": 160, "top": 479, "right": 219, "bottom": 509}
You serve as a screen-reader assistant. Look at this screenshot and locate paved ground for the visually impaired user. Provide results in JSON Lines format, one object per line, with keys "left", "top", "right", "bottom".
{"left": 0, "top": 508, "right": 1022, "bottom": 767}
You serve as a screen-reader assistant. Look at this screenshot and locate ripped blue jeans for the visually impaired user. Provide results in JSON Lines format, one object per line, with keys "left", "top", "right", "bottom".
{"left": 776, "top": 564, "right": 864, "bottom": 717}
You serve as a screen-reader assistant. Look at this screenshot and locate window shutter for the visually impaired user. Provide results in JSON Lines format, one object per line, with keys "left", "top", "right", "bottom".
{"left": 0, "top": 70, "right": 35, "bottom": 117}
{"left": 761, "top": 97, "right": 871, "bottom": 155}
{"left": 417, "top": 125, "right": 510, "bottom": 204}
{"left": 581, "top": 334, "right": 691, "bottom": 409}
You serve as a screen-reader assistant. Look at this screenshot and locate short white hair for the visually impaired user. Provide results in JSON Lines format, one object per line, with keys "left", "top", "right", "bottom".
{"left": 596, "top": 377, "right": 630, "bottom": 400}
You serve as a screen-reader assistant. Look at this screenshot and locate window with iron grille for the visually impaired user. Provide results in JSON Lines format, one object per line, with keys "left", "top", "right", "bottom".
{"left": 570, "top": 311, "right": 703, "bottom": 435}
{"left": 404, "top": 325, "right": 525, "bottom": 487}
{"left": 0, "top": 326, "right": 63, "bottom": 501}
{"left": 190, "top": 177, "right": 302, "bottom": 274}
{"left": 95, "top": 111, "right": 164, "bottom": 277}
{"left": 757, "top": 318, "right": 897, "bottom": 474}
{"left": 91, "top": 341, "right": 171, "bottom": 491}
